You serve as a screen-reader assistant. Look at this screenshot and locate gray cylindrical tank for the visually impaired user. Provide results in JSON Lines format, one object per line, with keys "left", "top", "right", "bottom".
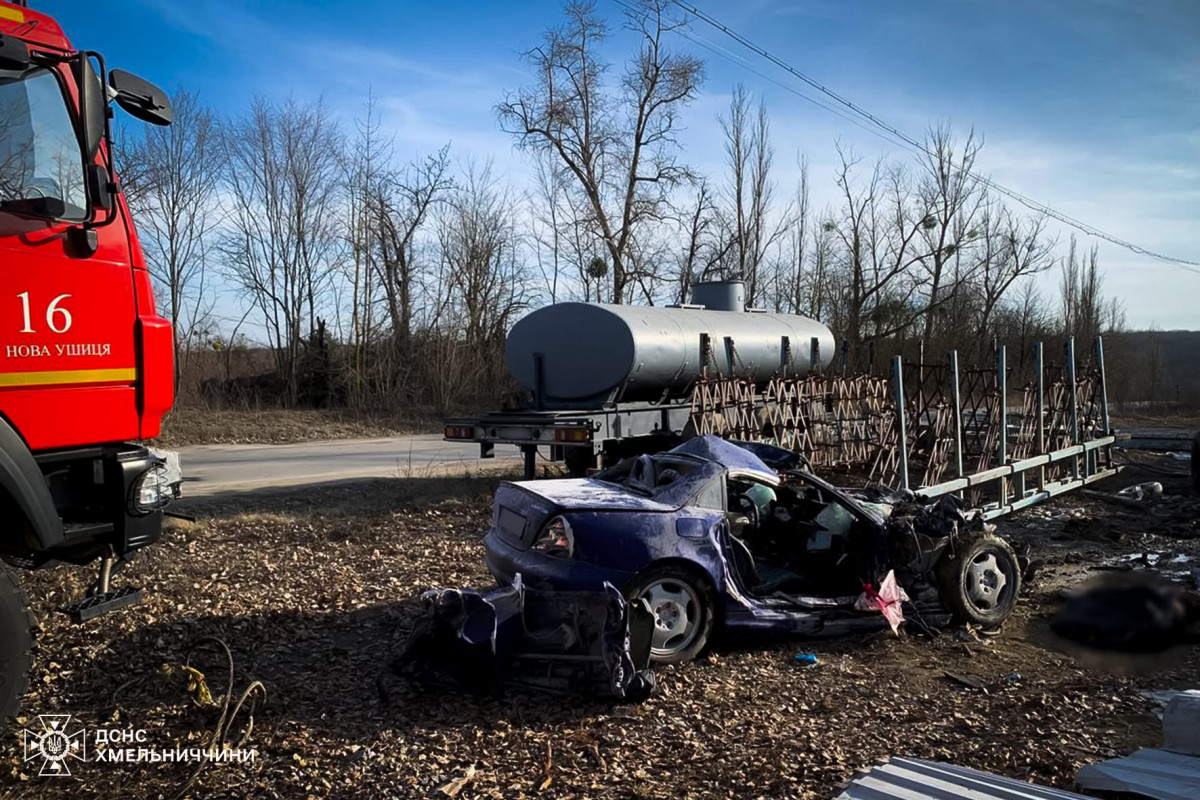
{"left": 506, "top": 302, "right": 835, "bottom": 406}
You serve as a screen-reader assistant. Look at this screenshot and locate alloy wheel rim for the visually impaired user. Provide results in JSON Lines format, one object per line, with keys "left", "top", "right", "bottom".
{"left": 965, "top": 549, "right": 1011, "bottom": 612}
{"left": 641, "top": 579, "right": 701, "bottom": 656}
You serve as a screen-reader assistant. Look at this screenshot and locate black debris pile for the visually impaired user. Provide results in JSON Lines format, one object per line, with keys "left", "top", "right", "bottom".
{"left": 1051, "top": 573, "right": 1200, "bottom": 652}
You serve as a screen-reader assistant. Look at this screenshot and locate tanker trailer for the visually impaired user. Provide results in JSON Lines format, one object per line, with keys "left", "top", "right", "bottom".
{"left": 444, "top": 281, "right": 835, "bottom": 478}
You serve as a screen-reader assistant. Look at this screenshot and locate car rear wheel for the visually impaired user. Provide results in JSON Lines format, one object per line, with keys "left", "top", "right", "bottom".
{"left": 624, "top": 564, "right": 714, "bottom": 664}
{"left": 936, "top": 533, "right": 1021, "bottom": 628}
{"left": 0, "top": 564, "right": 34, "bottom": 725}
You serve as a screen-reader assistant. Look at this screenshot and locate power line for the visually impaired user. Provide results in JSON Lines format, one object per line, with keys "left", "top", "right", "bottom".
{"left": 661, "top": 0, "right": 1200, "bottom": 275}
{"left": 678, "top": 27, "right": 919, "bottom": 154}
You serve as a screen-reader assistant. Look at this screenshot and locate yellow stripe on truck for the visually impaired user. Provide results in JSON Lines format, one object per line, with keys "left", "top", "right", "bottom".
{"left": 0, "top": 7, "right": 24, "bottom": 22}
{"left": 0, "top": 368, "right": 137, "bottom": 388}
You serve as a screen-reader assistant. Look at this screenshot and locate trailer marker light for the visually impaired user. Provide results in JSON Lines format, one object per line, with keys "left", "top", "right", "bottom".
{"left": 554, "top": 428, "right": 591, "bottom": 443}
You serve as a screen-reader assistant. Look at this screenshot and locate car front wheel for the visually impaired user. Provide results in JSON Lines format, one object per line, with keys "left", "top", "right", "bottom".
{"left": 624, "top": 564, "right": 715, "bottom": 664}
{"left": 936, "top": 533, "right": 1022, "bottom": 627}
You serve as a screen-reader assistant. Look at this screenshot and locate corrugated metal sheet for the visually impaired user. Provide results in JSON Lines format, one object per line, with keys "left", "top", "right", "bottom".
{"left": 834, "top": 757, "right": 1089, "bottom": 800}
{"left": 1075, "top": 748, "right": 1200, "bottom": 800}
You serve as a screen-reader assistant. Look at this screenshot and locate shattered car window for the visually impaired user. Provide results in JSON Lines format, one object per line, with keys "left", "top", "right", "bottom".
{"left": 690, "top": 475, "right": 725, "bottom": 511}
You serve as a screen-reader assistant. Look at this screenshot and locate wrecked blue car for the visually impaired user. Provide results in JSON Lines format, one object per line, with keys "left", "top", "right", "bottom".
{"left": 483, "top": 436, "right": 1023, "bottom": 663}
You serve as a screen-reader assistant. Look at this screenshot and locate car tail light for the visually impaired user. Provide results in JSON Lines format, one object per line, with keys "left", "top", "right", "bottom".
{"left": 554, "top": 427, "right": 591, "bottom": 443}
{"left": 444, "top": 425, "right": 474, "bottom": 439}
{"left": 531, "top": 516, "right": 574, "bottom": 558}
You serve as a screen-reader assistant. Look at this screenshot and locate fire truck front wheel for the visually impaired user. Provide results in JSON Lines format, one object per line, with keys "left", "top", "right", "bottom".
{"left": 0, "top": 564, "right": 33, "bottom": 725}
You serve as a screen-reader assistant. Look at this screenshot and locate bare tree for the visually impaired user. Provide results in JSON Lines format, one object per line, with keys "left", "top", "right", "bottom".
{"left": 673, "top": 178, "right": 719, "bottom": 304}
{"left": 437, "top": 161, "right": 530, "bottom": 348}
{"left": 117, "top": 90, "right": 220, "bottom": 388}
{"left": 529, "top": 152, "right": 567, "bottom": 303}
{"left": 372, "top": 146, "right": 452, "bottom": 341}
{"left": 498, "top": 0, "right": 703, "bottom": 303}
{"left": 219, "top": 96, "right": 344, "bottom": 405}
{"left": 973, "top": 204, "right": 1055, "bottom": 356}
{"left": 343, "top": 94, "right": 390, "bottom": 404}
{"left": 715, "top": 85, "right": 787, "bottom": 305}
{"left": 826, "top": 146, "right": 931, "bottom": 361}
{"left": 1060, "top": 235, "right": 1103, "bottom": 342}
{"left": 914, "top": 126, "right": 986, "bottom": 349}
{"left": 776, "top": 155, "right": 812, "bottom": 314}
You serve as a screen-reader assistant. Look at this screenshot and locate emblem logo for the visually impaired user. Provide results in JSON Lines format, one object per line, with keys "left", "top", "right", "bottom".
{"left": 21, "top": 714, "right": 87, "bottom": 776}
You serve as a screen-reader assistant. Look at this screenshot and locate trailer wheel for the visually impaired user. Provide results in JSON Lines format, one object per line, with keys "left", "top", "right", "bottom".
{"left": 0, "top": 564, "right": 34, "bottom": 725}
{"left": 936, "top": 534, "right": 1021, "bottom": 628}
{"left": 563, "top": 448, "right": 597, "bottom": 478}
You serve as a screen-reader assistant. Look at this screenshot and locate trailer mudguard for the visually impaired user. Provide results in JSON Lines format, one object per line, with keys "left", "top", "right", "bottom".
{"left": 0, "top": 417, "right": 63, "bottom": 552}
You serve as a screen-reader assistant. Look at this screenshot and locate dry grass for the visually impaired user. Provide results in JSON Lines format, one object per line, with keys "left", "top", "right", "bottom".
{"left": 1111, "top": 407, "right": 1200, "bottom": 430}
{"left": 153, "top": 407, "right": 442, "bottom": 447}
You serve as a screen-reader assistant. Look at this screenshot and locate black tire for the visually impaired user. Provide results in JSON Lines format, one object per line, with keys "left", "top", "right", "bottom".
{"left": 1191, "top": 432, "right": 1199, "bottom": 494}
{"left": 935, "top": 533, "right": 1022, "bottom": 627}
{"left": 563, "top": 447, "right": 597, "bottom": 478}
{"left": 623, "top": 563, "right": 715, "bottom": 665}
{"left": 0, "top": 564, "right": 34, "bottom": 725}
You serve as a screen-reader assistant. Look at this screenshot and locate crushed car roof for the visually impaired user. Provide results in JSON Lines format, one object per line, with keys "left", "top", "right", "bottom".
{"left": 669, "top": 435, "right": 780, "bottom": 486}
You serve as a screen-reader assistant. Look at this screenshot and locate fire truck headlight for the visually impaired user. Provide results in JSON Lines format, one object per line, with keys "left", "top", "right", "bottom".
{"left": 129, "top": 464, "right": 173, "bottom": 514}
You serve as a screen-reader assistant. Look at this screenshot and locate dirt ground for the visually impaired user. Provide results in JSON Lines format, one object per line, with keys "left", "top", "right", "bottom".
{"left": 4, "top": 459, "right": 1199, "bottom": 799}
{"left": 153, "top": 407, "right": 439, "bottom": 447}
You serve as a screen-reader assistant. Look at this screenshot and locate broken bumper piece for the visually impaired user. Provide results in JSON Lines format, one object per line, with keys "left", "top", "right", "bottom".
{"left": 400, "top": 575, "right": 657, "bottom": 701}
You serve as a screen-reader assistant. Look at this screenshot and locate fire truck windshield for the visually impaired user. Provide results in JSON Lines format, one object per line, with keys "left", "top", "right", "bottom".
{"left": 0, "top": 66, "right": 88, "bottom": 221}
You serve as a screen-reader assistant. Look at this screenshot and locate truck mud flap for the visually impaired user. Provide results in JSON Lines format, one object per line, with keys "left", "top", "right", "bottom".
{"left": 399, "top": 575, "right": 656, "bottom": 701}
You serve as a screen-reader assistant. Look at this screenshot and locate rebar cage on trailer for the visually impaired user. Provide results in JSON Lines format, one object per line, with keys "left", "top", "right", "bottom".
{"left": 686, "top": 336, "right": 1117, "bottom": 519}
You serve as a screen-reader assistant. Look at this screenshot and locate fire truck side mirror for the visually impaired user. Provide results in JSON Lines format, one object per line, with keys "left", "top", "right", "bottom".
{"left": 0, "top": 34, "right": 30, "bottom": 70}
{"left": 108, "top": 69, "right": 173, "bottom": 127}
{"left": 73, "top": 54, "right": 106, "bottom": 161}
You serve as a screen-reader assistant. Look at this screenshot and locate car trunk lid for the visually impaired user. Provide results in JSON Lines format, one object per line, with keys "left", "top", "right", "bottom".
{"left": 493, "top": 479, "right": 673, "bottom": 550}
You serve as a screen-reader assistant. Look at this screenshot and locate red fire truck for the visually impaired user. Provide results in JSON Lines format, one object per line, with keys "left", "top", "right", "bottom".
{"left": 0, "top": 0, "right": 180, "bottom": 721}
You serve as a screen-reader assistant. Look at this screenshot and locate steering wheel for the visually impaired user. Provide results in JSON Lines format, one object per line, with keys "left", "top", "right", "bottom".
{"left": 22, "top": 178, "right": 61, "bottom": 199}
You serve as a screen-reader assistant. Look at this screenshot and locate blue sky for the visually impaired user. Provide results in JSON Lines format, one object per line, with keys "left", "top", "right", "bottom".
{"left": 44, "top": 0, "right": 1200, "bottom": 330}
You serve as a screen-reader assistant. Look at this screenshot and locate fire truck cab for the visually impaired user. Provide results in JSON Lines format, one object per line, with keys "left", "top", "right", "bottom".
{"left": 0, "top": 0, "right": 179, "bottom": 722}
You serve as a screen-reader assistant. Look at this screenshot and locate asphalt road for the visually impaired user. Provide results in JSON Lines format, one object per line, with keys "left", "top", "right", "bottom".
{"left": 177, "top": 435, "right": 521, "bottom": 497}
{"left": 173, "top": 426, "right": 1195, "bottom": 498}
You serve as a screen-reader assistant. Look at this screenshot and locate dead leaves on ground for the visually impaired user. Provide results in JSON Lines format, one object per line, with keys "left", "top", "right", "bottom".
{"left": 6, "top": 469, "right": 1200, "bottom": 798}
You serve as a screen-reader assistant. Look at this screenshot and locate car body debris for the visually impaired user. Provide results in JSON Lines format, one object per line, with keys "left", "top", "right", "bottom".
{"left": 834, "top": 757, "right": 1091, "bottom": 799}
{"left": 1075, "top": 748, "right": 1200, "bottom": 800}
{"left": 398, "top": 574, "right": 656, "bottom": 701}
{"left": 1074, "top": 683, "right": 1200, "bottom": 800}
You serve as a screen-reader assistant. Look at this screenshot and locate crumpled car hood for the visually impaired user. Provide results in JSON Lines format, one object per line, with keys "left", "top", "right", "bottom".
{"left": 512, "top": 478, "right": 675, "bottom": 513}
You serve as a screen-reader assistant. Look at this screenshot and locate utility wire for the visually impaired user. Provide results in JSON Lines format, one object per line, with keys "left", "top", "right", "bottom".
{"left": 613, "top": 0, "right": 922, "bottom": 165}
{"left": 677, "top": 26, "right": 919, "bottom": 154}
{"left": 659, "top": 0, "right": 1200, "bottom": 275}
